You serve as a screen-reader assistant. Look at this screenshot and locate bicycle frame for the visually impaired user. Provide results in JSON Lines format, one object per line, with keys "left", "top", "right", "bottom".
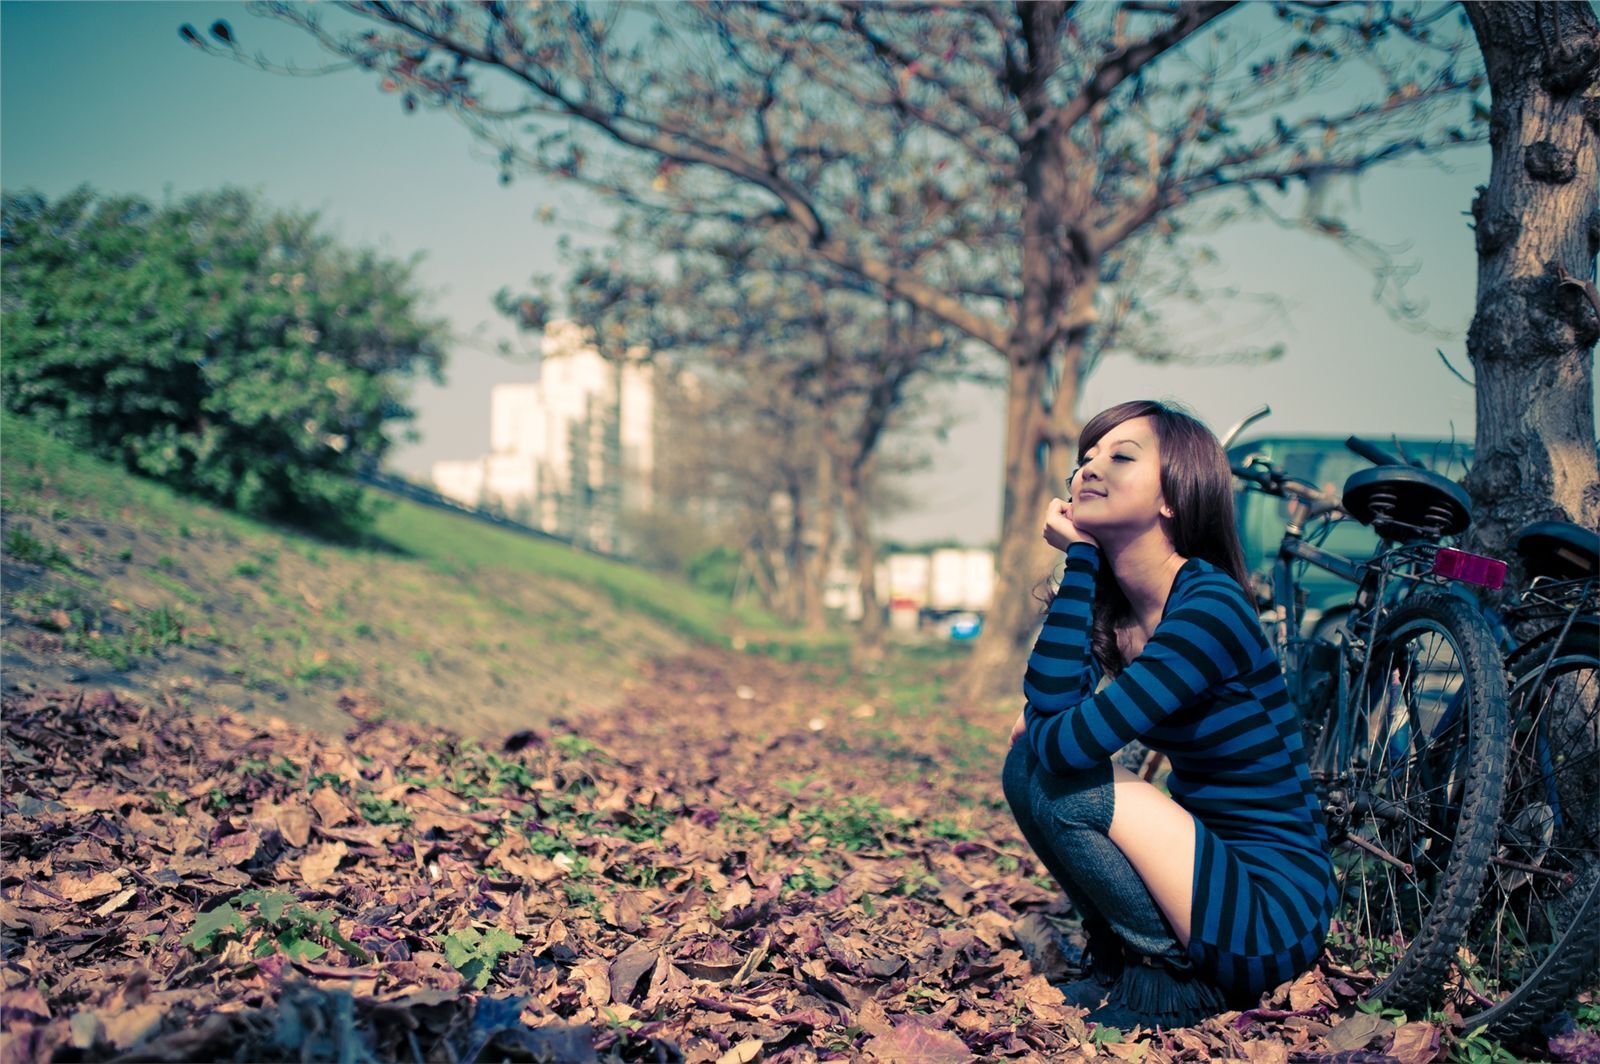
{"left": 1261, "top": 502, "right": 1502, "bottom": 840}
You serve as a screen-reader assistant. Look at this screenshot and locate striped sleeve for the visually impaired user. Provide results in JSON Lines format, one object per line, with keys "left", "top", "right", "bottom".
{"left": 1025, "top": 569, "right": 1257, "bottom": 773}
{"left": 1022, "top": 542, "right": 1102, "bottom": 716}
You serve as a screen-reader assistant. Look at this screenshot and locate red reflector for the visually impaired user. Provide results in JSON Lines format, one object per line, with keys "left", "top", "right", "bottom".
{"left": 1432, "top": 548, "right": 1507, "bottom": 589}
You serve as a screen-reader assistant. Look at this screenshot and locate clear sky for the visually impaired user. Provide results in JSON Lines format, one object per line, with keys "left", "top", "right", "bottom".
{"left": 3, "top": 2, "right": 1581, "bottom": 546}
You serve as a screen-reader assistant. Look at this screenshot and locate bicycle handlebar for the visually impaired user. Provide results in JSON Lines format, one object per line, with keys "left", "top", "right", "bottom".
{"left": 1231, "top": 462, "right": 1339, "bottom": 510}
{"left": 1346, "top": 435, "right": 1405, "bottom": 467}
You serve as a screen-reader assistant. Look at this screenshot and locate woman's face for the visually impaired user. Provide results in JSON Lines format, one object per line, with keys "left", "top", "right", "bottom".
{"left": 1069, "top": 415, "right": 1170, "bottom": 538}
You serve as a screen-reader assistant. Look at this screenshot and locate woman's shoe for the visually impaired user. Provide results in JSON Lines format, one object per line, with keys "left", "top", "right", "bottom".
{"left": 1083, "top": 948, "right": 1226, "bottom": 1030}
{"left": 1056, "top": 972, "right": 1114, "bottom": 1009}
{"left": 1054, "top": 917, "right": 1123, "bottom": 1009}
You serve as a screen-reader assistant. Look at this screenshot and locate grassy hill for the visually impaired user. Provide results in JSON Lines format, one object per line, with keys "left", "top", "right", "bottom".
{"left": 0, "top": 415, "right": 786, "bottom": 736}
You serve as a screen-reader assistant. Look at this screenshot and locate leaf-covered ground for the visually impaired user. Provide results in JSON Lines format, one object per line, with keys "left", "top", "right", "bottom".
{"left": 1, "top": 647, "right": 1590, "bottom": 1062}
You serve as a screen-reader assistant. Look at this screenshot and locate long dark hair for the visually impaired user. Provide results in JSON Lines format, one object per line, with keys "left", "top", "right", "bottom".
{"left": 1073, "top": 399, "right": 1251, "bottom": 677}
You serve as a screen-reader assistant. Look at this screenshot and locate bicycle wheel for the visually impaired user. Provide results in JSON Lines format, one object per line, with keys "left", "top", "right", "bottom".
{"left": 1321, "top": 591, "right": 1509, "bottom": 1014}
{"left": 1454, "top": 623, "right": 1600, "bottom": 1041}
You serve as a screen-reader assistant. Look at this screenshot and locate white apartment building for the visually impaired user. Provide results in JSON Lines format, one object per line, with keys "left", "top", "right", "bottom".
{"left": 431, "top": 319, "right": 654, "bottom": 553}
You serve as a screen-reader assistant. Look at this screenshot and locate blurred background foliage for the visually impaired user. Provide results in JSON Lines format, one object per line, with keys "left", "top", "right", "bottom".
{"left": 2, "top": 186, "right": 449, "bottom": 537}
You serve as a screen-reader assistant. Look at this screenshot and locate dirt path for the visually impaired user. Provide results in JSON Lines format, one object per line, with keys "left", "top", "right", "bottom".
{"left": 0, "top": 649, "right": 1553, "bottom": 1062}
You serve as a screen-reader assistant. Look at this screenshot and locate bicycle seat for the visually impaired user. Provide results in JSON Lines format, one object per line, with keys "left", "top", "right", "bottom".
{"left": 1341, "top": 465, "right": 1471, "bottom": 540}
{"left": 1514, "top": 520, "right": 1599, "bottom": 582}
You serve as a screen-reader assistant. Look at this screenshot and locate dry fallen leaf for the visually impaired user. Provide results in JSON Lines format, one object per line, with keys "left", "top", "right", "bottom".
{"left": 1387, "top": 1021, "right": 1442, "bottom": 1064}
{"left": 1325, "top": 1010, "right": 1394, "bottom": 1052}
{"left": 57, "top": 872, "right": 123, "bottom": 902}
{"left": 212, "top": 829, "right": 261, "bottom": 866}
{"left": 92, "top": 887, "right": 138, "bottom": 918}
{"left": 714, "top": 1037, "right": 765, "bottom": 1064}
{"left": 1241, "top": 1039, "right": 1289, "bottom": 1064}
{"left": 1286, "top": 969, "right": 1336, "bottom": 1012}
{"left": 272, "top": 803, "right": 314, "bottom": 848}
{"left": 299, "top": 840, "right": 348, "bottom": 886}
{"left": 309, "top": 786, "right": 354, "bottom": 828}
{"left": 100, "top": 1002, "right": 164, "bottom": 1049}
{"left": 863, "top": 1023, "right": 973, "bottom": 1063}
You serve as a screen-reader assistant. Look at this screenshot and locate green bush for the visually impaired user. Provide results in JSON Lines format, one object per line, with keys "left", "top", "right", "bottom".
{"left": 1, "top": 186, "right": 448, "bottom": 537}
{"left": 686, "top": 544, "right": 741, "bottom": 599}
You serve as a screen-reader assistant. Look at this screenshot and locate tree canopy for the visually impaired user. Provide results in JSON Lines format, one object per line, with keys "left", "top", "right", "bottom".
{"left": 2, "top": 186, "right": 449, "bottom": 535}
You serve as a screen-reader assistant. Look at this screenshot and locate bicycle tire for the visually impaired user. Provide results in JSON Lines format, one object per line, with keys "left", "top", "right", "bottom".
{"left": 1321, "top": 591, "right": 1509, "bottom": 1014}
{"left": 1456, "top": 623, "right": 1600, "bottom": 1041}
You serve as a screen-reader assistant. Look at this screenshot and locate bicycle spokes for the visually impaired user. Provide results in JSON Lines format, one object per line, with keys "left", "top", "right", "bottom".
{"left": 1329, "top": 617, "right": 1483, "bottom": 987}
{"left": 1453, "top": 653, "right": 1599, "bottom": 1029}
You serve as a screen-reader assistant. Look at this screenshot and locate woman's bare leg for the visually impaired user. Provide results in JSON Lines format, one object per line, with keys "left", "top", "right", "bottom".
{"left": 1106, "top": 763, "right": 1198, "bottom": 947}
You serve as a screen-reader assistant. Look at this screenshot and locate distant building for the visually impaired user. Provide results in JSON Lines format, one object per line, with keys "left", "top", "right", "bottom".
{"left": 431, "top": 320, "right": 654, "bottom": 553}
{"left": 822, "top": 547, "right": 997, "bottom": 636}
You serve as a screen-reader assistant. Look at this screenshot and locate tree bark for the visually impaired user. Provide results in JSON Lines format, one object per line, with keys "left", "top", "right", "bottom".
{"left": 960, "top": 0, "right": 1094, "bottom": 702}
{"left": 1463, "top": 1, "right": 1600, "bottom": 566}
{"left": 960, "top": 334, "right": 1087, "bottom": 700}
{"left": 839, "top": 460, "right": 885, "bottom": 659}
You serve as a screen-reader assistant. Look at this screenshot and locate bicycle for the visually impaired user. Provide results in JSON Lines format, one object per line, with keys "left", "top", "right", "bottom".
{"left": 1224, "top": 407, "right": 1510, "bottom": 1015}
{"left": 1258, "top": 428, "right": 1600, "bottom": 1036}
{"left": 1451, "top": 520, "right": 1599, "bottom": 1041}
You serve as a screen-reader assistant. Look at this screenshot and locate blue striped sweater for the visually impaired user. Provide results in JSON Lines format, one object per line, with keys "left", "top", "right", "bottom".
{"left": 1022, "top": 542, "right": 1335, "bottom": 1000}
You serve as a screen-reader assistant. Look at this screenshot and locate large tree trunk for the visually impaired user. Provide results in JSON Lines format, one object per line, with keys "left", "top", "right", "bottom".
{"left": 959, "top": 0, "right": 1092, "bottom": 702}
{"left": 960, "top": 344, "right": 1081, "bottom": 701}
{"left": 1462, "top": 1, "right": 1600, "bottom": 565}
{"left": 839, "top": 458, "right": 885, "bottom": 660}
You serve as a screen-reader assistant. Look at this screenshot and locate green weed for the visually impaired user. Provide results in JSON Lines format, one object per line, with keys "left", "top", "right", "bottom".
{"left": 181, "top": 890, "right": 369, "bottom": 964}
{"left": 552, "top": 733, "right": 601, "bottom": 758}
{"left": 356, "top": 795, "right": 413, "bottom": 825}
{"left": 926, "top": 817, "right": 980, "bottom": 842}
{"left": 147, "top": 570, "right": 202, "bottom": 605}
{"left": 783, "top": 868, "right": 837, "bottom": 895}
{"left": 5, "top": 527, "right": 71, "bottom": 570}
{"left": 437, "top": 926, "right": 521, "bottom": 990}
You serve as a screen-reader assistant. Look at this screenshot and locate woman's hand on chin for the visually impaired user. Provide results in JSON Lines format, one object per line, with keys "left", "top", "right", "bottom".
{"left": 1043, "top": 497, "right": 1098, "bottom": 552}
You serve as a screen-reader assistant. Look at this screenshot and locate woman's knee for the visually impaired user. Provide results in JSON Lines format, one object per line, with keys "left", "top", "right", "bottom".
{"left": 1039, "top": 759, "right": 1116, "bottom": 834}
{"left": 1001, "top": 740, "right": 1035, "bottom": 819}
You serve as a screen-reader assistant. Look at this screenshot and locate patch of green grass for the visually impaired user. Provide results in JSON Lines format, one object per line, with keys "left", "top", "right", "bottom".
{"left": 57, "top": 602, "right": 194, "bottom": 669}
{"left": 291, "top": 653, "right": 360, "bottom": 687}
{"left": 373, "top": 501, "right": 780, "bottom": 644}
{"left": 737, "top": 634, "right": 854, "bottom": 664}
{"left": 562, "top": 882, "right": 598, "bottom": 909}
{"left": 782, "top": 867, "right": 837, "bottom": 896}
{"left": 552, "top": 733, "right": 602, "bottom": 759}
{"left": 238, "top": 756, "right": 302, "bottom": 782}
{"left": 8, "top": 584, "right": 84, "bottom": 618}
{"left": 796, "top": 794, "right": 909, "bottom": 851}
{"left": 925, "top": 817, "right": 979, "bottom": 842}
{"left": 147, "top": 570, "right": 203, "bottom": 605}
{"left": 3, "top": 415, "right": 796, "bottom": 726}
{"left": 4, "top": 526, "right": 73, "bottom": 570}
{"left": 356, "top": 795, "right": 414, "bottom": 825}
